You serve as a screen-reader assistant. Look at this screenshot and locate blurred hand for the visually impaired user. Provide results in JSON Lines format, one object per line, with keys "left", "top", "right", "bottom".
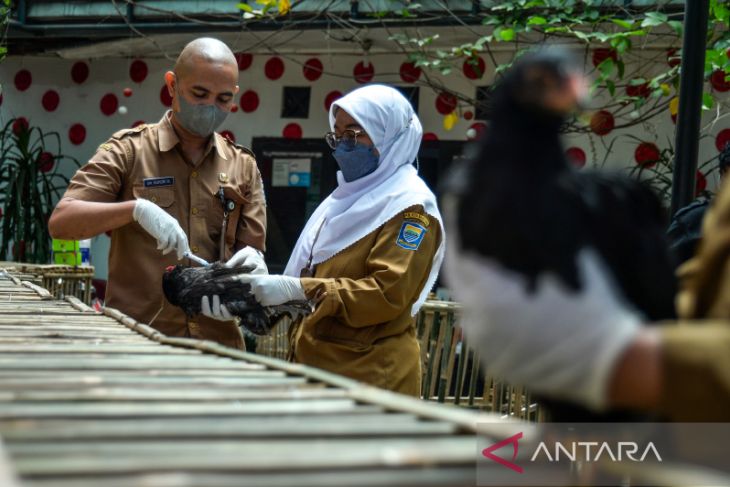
{"left": 133, "top": 199, "right": 189, "bottom": 260}
{"left": 226, "top": 246, "right": 268, "bottom": 274}
{"left": 236, "top": 274, "right": 306, "bottom": 306}
{"left": 201, "top": 295, "right": 234, "bottom": 321}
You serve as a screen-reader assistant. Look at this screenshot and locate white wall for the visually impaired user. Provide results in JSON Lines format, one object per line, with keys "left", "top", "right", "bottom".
{"left": 1, "top": 49, "right": 728, "bottom": 279}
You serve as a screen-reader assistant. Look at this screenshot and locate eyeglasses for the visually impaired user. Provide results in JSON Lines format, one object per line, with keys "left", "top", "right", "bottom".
{"left": 324, "top": 129, "right": 367, "bottom": 150}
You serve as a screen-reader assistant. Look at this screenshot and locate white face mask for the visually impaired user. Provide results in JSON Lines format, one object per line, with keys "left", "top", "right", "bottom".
{"left": 174, "top": 83, "right": 229, "bottom": 137}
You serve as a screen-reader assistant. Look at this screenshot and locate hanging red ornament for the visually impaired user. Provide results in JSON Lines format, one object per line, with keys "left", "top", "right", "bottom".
{"left": 715, "top": 129, "right": 730, "bottom": 152}
{"left": 220, "top": 130, "right": 235, "bottom": 142}
{"left": 399, "top": 62, "right": 422, "bottom": 83}
{"left": 710, "top": 70, "right": 730, "bottom": 92}
{"left": 565, "top": 147, "right": 587, "bottom": 168}
{"left": 160, "top": 85, "right": 173, "bottom": 107}
{"left": 37, "top": 151, "right": 55, "bottom": 173}
{"left": 590, "top": 110, "right": 615, "bottom": 136}
{"left": 69, "top": 123, "right": 87, "bottom": 145}
{"left": 463, "top": 111, "right": 474, "bottom": 120}
{"left": 468, "top": 122, "right": 487, "bottom": 140}
{"left": 239, "top": 90, "right": 259, "bottom": 113}
{"left": 303, "top": 58, "right": 324, "bottom": 81}
{"left": 666, "top": 49, "right": 681, "bottom": 68}
{"left": 435, "top": 92, "right": 458, "bottom": 115}
{"left": 591, "top": 48, "right": 618, "bottom": 67}
{"left": 235, "top": 53, "right": 253, "bottom": 71}
{"left": 625, "top": 82, "right": 650, "bottom": 98}
{"left": 265, "top": 57, "right": 285, "bottom": 80}
{"left": 634, "top": 142, "right": 660, "bottom": 168}
{"left": 283, "top": 123, "right": 303, "bottom": 139}
{"left": 462, "top": 56, "right": 486, "bottom": 80}
{"left": 422, "top": 132, "right": 439, "bottom": 142}
{"left": 71, "top": 61, "right": 90, "bottom": 84}
{"left": 100, "top": 93, "right": 119, "bottom": 116}
{"left": 14, "top": 69, "right": 32, "bottom": 91}
{"left": 41, "top": 90, "right": 60, "bottom": 112}
{"left": 324, "top": 91, "right": 342, "bottom": 112}
{"left": 123, "top": 87, "right": 133, "bottom": 97}
{"left": 353, "top": 61, "right": 375, "bottom": 84}
{"left": 12, "top": 117, "right": 29, "bottom": 136}
{"left": 129, "top": 60, "right": 148, "bottom": 83}
{"left": 696, "top": 170, "right": 707, "bottom": 195}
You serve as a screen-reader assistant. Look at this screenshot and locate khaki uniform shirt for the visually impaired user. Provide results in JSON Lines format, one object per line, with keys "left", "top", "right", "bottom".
{"left": 660, "top": 180, "right": 730, "bottom": 420}
{"left": 62, "top": 112, "right": 266, "bottom": 349}
{"left": 289, "top": 205, "right": 442, "bottom": 396}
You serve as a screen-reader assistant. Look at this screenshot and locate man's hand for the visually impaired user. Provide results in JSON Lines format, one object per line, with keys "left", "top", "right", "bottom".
{"left": 226, "top": 246, "right": 268, "bottom": 274}
{"left": 133, "top": 199, "right": 190, "bottom": 259}
{"left": 201, "top": 295, "right": 234, "bottom": 321}
{"left": 236, "top": 274, "right": 306, "bottom": 306}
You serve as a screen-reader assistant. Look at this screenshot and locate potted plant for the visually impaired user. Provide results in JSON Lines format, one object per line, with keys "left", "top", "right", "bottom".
{"left": 0, "top": 117, "right": 79, "bottom": 263}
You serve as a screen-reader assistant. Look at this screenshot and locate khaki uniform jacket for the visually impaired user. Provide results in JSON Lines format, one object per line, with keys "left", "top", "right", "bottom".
{"left": 63, "top": 113, "right": 266, "bottom": 349}
{"left": 289, "top": 205, "right": 441, "bottom": 396}
{"left": 661, "top": 180, "right": 730, "bottom": 421}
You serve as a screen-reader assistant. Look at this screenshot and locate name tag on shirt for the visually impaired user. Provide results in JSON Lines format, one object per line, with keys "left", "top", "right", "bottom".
{"left": 143, "top": 177, "right": 175, "bottom": 187}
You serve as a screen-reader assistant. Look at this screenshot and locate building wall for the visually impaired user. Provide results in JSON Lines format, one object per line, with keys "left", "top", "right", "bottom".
{"left": 0, "top": 50, "right": 728, "bottom": 280}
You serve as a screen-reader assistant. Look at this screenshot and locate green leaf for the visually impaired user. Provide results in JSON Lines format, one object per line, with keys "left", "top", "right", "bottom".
{"left": 236, "top": 2, "right": 253, "bottom": 12}
{"left": 641, "top": 11, "right": 668, "bottom": 28}
{"left": 527, "top": 16, "right": 547, "bottom": 25}
{"left": 668, "top": 20, "right": 683, "bottom": 36}
{"left": 499, "top": 28, "right": 516, "bottom": 42}
{"left": 611, "top": 18, "right": 634, "bottom": 29}
{"left": 702, "top": 92, "right": 714, "bottom": 110}
{"left": 606, "top": 79, "right": 616, "bottom": 97}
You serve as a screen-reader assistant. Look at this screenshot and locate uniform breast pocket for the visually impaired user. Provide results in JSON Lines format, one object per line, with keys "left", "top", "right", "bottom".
{"left": 206, "top": 185, "right": 249, "bottom": 256}
{"left": 132, "top": 185, "right": 175, "bottom": 209}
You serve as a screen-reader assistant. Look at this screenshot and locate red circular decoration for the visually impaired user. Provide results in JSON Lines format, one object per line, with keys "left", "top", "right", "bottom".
{"left": 41, "top": 90, "right": 60, "bottom": 112}
{"left": 283, "top": 123, "right": 302, "bottom": 139}
{"left": 625, "top": 82, "right": 650, "bottom": 98}
{"left": 123, "top": 87, "right": 133, "bottom": 97}
{"left": 132, "top": 120, "right": 146, "bottom": 128}
{"left": 303, "top": 58, "right": 324, "bottom": 81}
{"left": 399, "top": 62, "right": 422, "bottom": 83}
{"left": 12, "top": 117, "right": 29, "bottom": 136}
{"left": 353, "top": 61, "right": 375, "bottom": 84}
{"left": 69, "top": 123, "right": 87, "bottom": 145}
{"left": 671, "top": 112, "right": 678, "bottom": 124}
{"left": 565, "top": 147, "right": 586, "bottom": 168}
{"left": 100, "top": 93, "right": 119, "bottom": 116}
{"left": 710, "top": 70, "right": 730, "bottom": 92}
{"left": 235, "top": 53, "right": 253, "bottom": 71}
{"left": 696, "top": 170, "right": 707, "bottom": 195}
{"left": 0, "top": 93, "right": 3, "bottom": 107}
{"left": 324, "top": 91, "right": 342, "bottom": 112}
{"left": 667, "top": 49, "right": 681, "bottom": 68}
{"left": 715, "top": 129, "right": 730, "bottom": 152}
{"left": 265, "top": 57, "right": 285, "bottom": 80}
{"left": 468, "top": 122, "right": 487, "bottom": 140}
{"left": 220, "top": 130, "right": 235, "bottom": 142}
{"left": 423, "top": 132, "right": 439, "bottom": 142}
{"left": 230, "top": 104, "right": 239, "bottom": 113}
{"left": 37, "top": 151, "right": 55, "bottom": 173}
{"left": 590, "top": 110, "right": 615, "bottom": 136}
{"left": 71, "top": 62, "right": 90, "bottom": 84}
{"left": 14, "top": 69, "right": 32, "bottom": 91}
{"left": 239, "top": 90, "right": 260, "bottom": 113}
{"left": 634, "top": 142, "right": 660, "bottom": 168}
{"left": 129, "top": 60, "right": 148, "bottom": 83}
{"left": 463, "top": 56, "right": 486, "bottom": 80}
{"left": 463, "top": 111, "right": 474, "bottom": 120}
{"left": 160, "top": 85, "right": 173, "bottom": 107}
{"left": 435, "top": 92, "right": 458, "bottom": 115}
{"left": 592, "top": 48, "right": 618, "bottom": 67}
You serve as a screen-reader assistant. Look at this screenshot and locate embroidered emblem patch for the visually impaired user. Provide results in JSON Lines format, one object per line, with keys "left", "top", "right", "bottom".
{"left": 396, "top": 222, "right": 427, "bottom": 251}
{"left": 143, "top": 177, "right": 175, "bottom": 188}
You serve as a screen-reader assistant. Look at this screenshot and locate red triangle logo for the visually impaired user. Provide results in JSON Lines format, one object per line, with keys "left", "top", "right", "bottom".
{"left": 482, "top": 432, "right": 524, "bottom": 473}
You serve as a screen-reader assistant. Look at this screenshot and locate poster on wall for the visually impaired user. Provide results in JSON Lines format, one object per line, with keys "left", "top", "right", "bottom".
{"left": 272, "top": 158, "right": 312, "bottom": 187}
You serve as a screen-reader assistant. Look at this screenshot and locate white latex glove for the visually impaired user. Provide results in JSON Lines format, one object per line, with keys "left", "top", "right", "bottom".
{"left": 133, "top": 199, "right": 190, "bottom": 260}
{"left": 226, "top": 246, "right": 268, "bottom": 274}
{"left": 201, "top": 295, "right": 234, "bottom": 321}
{"left": 444, "top": 244, "right": 642, "bottom": 411}
{"left": 236, "top": 274, "right": 306, "bottom": 306}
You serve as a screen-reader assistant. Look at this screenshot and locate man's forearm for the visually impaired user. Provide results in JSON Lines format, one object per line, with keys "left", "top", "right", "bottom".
{"left": 48, "top": 198, "right": 136, "bottom": 240}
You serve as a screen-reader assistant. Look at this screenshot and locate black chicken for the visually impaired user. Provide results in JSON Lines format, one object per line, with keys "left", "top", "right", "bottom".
{"left": 162, "top": 264, "right": 312, "bottom": 336}
{"left": 446, "top": 49, "right": 677, "bottom": 420}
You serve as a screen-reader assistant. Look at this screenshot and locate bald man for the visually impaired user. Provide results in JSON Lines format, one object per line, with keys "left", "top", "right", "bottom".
{"left": 49, "top": 38, "right": 267, "bottom": 349}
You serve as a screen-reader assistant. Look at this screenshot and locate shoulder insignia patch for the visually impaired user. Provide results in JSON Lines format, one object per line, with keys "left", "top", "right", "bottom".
{"left": 224, "top": 138, "right": 256, "bottom": 159}
{"left": 97, "top": 143, "right": 115, "bottom": 152}
{"left": 396, "top": 221, "right": 427, "bottom": 251}
{"left": 403, "top": 212, "right": 429, "bottom": 227}
{"left": 111, "top": 124, "right": 147, "bottom": 140}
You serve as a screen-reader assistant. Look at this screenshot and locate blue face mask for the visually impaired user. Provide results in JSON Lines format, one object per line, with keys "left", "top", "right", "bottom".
{"left": 333, "top": 143, "right": 380, "bottom": 182}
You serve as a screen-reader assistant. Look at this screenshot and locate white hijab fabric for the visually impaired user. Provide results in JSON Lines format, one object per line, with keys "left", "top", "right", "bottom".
{"left": 284, "top": 84, "right": 445, "bottom": 315}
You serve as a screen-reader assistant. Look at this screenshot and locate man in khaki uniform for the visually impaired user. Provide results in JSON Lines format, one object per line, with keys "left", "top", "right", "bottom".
{"left": 204, "top": 85, "right": 445, "bottom": 395}
{"left": 49, "top": 38, "right": 266, "bottom": 349}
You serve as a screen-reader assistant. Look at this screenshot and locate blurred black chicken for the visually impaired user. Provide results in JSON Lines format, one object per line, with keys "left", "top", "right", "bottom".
{"left": 162, "top": 264, "right": 312, "bottom": 336}
{"left": 445, "top": 49, "right": 676, "bottom": 420}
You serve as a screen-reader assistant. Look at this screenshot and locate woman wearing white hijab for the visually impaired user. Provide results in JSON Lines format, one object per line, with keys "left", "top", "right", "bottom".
{"left": 222, "top": 85, "right": 444, "bottom": 395}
